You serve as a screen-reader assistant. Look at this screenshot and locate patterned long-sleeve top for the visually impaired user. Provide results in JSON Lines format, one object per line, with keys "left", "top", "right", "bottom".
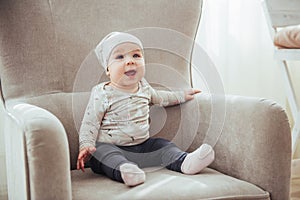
{"left": 79, "top": 78, "right": 186, "bottom": 150}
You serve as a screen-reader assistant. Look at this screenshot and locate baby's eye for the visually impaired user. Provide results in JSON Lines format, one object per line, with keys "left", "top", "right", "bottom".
{"left": 115, "top": 55, "right": 124, "bottom": 59}
{"left": 133, "top": 53, "right": 141, "bottom": 58}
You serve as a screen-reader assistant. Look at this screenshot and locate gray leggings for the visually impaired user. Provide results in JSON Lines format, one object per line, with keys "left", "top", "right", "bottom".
{"left": 89, "top": 138, "right": 187, "bottom": 183}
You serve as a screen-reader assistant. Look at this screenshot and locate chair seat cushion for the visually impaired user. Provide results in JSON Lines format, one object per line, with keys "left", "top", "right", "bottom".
{"left": 71, "top": 167, "right": 269, "bottom": 200}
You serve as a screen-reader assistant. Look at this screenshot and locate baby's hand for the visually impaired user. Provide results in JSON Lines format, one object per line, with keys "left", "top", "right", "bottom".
{"left": 77, "top": 146, "right": 96, "bottom": 172}
{"left": 185, "top": 89, "right": 201, "bottom": 101}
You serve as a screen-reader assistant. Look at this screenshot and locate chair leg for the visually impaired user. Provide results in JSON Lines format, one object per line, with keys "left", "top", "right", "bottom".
{"left": 278, "top": 61, "right": 299, "bottom": 157}
{"left": 292, "top": 114, "right": 300, "bottom": 156}
{"left": 279, "top": 61, "right": 298, "bottom": 119}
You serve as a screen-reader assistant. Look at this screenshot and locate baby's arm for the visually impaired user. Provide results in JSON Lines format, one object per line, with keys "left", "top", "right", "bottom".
{"left": 77, "top": 86, "right": 106, "bottom": 171}
{"left": 184, "top": 89, "right": 201, "bottom": 101}
{"left": 77, "top": 146, "right": 96, "bottom": 172}
{"left": 150, "top": 86, "right": 201, "bottom": 106}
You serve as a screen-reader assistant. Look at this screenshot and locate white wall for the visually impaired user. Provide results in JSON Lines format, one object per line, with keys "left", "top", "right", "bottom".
{"left": 193, "top": 0, "right": 285, "bottom": 106}
{"left": 0, "top": 99, "right": 8, "bottom": 200}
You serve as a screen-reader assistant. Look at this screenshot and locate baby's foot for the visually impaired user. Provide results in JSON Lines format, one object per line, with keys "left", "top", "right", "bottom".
{"left": 120, "top": 163, "right": 146, "bottom": 186}
{"left": 181, "top": 144, "right": 215, "bottom": 175}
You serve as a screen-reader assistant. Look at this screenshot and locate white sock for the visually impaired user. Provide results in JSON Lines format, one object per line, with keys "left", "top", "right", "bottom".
{"left": 181, "top": 143, "right": 215, "bottom": 175}
{"left": 120, "top": 163, "right": 146, "bottom": 186}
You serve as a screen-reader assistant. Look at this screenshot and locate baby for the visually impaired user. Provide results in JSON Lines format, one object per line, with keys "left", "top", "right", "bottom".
{"left": 77, "top": 32, "right": 215, "bottom": 186}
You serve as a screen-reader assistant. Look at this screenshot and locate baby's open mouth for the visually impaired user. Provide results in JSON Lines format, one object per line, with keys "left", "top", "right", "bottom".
{"left": 124, "top": 70, "right": 137, "bottom": 76}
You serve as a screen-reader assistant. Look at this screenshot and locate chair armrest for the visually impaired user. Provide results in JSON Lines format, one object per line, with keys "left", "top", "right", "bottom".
{"left": 5, "top": 102, "right": 72, "bottom": 200}
{"left": 190, "top": 94, "right": 291, "bottom": 200}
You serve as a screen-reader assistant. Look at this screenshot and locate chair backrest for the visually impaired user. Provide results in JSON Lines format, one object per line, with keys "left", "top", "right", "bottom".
{"left": 263, "top": 0, "right": 300, "bottom": 32}
{"left": 0, "top": 0, "right": 202, "bottom": 100}
{"left": 0, "top": 0, "right": 203, "bottom": 169}
{"left": 262, "top": 0, "right": 300, "bottom": 59}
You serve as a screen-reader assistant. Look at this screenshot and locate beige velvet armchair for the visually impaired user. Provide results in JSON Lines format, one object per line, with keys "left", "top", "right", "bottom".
{"left": 0, "top": 0, "right": 291, "bottom": 199}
